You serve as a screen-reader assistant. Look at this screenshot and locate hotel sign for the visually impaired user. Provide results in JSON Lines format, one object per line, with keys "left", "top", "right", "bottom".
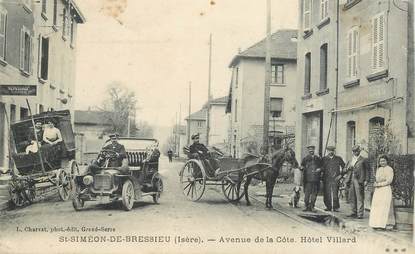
{"left": 0, "top": 85, "right": 37, "bottom": 96}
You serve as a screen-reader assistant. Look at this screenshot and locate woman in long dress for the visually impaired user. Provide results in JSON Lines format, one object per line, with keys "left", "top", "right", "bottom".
{"left": 369, "top": 155, "right": 396, "bottom": 230}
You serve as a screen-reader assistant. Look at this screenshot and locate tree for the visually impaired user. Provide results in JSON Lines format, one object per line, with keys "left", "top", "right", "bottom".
{"left": 101, "top": 82, "right": 137, "bottom": 136}
{"left": 135, "top": 120, "right": 154, "bottom": 138}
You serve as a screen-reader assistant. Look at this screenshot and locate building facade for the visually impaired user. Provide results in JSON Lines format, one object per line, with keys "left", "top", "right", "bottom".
{"left": 295, "top": 0, "right": 414, "bottom": 161}
{"left": 0, "top": 0, "right": 85, "bottom": 172}
{"left": 227, "top": 29, "right": 298, "bottom": 158}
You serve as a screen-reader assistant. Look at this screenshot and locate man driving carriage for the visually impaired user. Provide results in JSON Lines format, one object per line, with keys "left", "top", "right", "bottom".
{"left": 188, "top": 133, "right": 220, "bottom": 177}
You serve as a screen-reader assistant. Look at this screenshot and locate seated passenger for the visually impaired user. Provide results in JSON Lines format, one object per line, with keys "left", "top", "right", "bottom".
{"left": 89, "top": 133, "right": 127, "bottom": 174}
{"left": 25, "top": 139, "right": 39, "bottom": 154}
{"left": 189, "top": 133, "right": 220, "bottom": 176}
{"left": 43, "top": 120, "right": 62, "bottom": 145}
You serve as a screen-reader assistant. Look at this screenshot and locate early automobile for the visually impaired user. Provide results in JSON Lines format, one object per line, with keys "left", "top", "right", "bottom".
{"left": 72, "top": 137, "right": 163, "bottom": 211}
{"left": 8, "top": 110, "right": 78, "bottom": 208}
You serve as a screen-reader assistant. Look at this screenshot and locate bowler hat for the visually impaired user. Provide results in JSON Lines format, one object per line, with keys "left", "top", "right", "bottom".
{"left": 109, "top": 132, "right": 120, "bottom": 139}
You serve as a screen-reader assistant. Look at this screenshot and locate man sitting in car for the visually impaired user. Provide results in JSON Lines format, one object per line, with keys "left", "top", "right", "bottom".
{"left": 88, "top": 133, "right": 128, "bottom": 174}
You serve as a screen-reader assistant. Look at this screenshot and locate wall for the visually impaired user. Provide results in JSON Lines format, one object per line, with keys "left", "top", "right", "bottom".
{"left": 209, "top": 103, "right": 229, "bottom": 150}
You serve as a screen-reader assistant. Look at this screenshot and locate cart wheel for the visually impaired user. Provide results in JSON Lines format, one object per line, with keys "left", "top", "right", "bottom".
{"left": 58, "top": 170, "right": 73, "bottom": 201}
{"left": 152, "top": 174, "right": 163, "bottom": 204}
{"left": 72, "top": 184, "right": 84, "bottom": 211}
{"left": 121, "top": 179, "right": 135, "bottom": 211}
{"left": 9, "top": 184, "right": 25, "bottom": 208}
{"left": 23, "top": 183, "right": 36, "bottom": 204}
{"left": 180, "top": 160, "right": 206, "bottom": 201}
{"left": 221, "top": 173, "right": 246, "bottom": 202}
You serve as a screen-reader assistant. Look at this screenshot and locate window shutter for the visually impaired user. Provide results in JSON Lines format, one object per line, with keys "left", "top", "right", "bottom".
{"left": 372, "top": 16, "right": 379, "bottom": 70}
{"left": 352, "top": 29, "right": 359, "bottom": 77}
{"left": 29, "top": 35, "right": 33, "bottom": 74}
{"left": 378, "top": 14, "right": 385, "bottom": 69}
{"left": 270, "top": 98, "right": 283, "bottom": 112}
{"left": 37, "top": 35, "right": 42, "bottom": 78}
{"left": 303, "top": 0, "right": 311, "bottom": 30}
{"left": 0, "top": 11, "right": 6, "bottom": 60}
{"left": 20, "top": 28, "right": 25, "bottom": 70}
{"left": 347, "top": 31, "right": 352, "bottom": 78}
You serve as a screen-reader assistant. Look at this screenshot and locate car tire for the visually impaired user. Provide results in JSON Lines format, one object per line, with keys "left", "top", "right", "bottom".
{"left": 121, "top": 179, "right": 135, "bottom": 211}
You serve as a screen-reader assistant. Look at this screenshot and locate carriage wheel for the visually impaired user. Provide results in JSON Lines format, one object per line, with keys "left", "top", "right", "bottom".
{"left": 121, "top": 180, "right": 135, "bottom": 211}
{"left": 72, "top": 184, "right": 85, "bottom": 211}
{"left": 57, "top": 170, "right": 73, "bottom": 201}
{"left": 180, "top": 160, "right": 206, "bottom": 201}
{"left": 152, "top": 174, "right": 163, "bottom": 204}
{"left": 23, "top": 183, "right": 36, "bottom": 204}
{"left": 221, "top": 173, "right": 246, "bottom": 202}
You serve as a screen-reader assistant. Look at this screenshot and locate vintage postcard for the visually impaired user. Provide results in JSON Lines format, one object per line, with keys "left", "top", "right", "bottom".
{"left": 0, "top": 0, "right": 413, "bottom": 253}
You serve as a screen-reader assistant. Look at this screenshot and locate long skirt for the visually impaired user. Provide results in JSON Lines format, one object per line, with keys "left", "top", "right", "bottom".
{"left": 369, "top": 185, "right": 395, "bottom": 228}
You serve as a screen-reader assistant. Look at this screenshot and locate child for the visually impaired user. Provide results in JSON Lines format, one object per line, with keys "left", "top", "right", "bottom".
{"left": 289, "top": 167, "right": 303, "bottom": 208}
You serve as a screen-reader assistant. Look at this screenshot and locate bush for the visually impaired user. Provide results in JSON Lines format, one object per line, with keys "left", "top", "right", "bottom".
{"left": 389, "top": 154, "right": 414, "bottom": 208}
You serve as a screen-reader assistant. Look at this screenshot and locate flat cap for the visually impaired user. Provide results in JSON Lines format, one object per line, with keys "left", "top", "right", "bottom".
{"left": 306, "top": 145, "right": 315, "bottom": 149}
{"left": 326, "top": 145, "right": 336, "bottom": 151}
{"left": 191, "top": 133, "right": 200, "bottom": 140}
{"left": 109, "top": 132, "right": 120, "bottom": 138}
{"left": 352, "top": 145, "right": 361, "bottom": 151}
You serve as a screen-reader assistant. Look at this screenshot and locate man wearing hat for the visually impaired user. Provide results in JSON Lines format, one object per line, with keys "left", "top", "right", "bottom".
{"left": 344, "top": 145, "right": 370, "bottom": 219}
{"left": 300, "top": 145, "right": 323, "bottom": 212}
{"left": 189, "top": 133, "right": 219, "bottom": 176}
{"left": 101, "top": 133, "right": 127, "bottom": 167}
{"left": 322, "top": 145, "right": 345, "bottom": 211}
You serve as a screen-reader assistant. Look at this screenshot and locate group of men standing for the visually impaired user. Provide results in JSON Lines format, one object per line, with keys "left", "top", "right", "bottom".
{"left": 298, "top": 144, "right": 370, "bottom": 219}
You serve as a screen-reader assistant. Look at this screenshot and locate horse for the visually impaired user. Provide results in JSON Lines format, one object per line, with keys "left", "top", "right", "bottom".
{"left": 242, "top": 146, "right": 298, "bottom": 208}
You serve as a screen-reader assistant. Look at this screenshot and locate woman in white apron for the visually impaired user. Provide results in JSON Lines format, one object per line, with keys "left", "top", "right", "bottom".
{"left": 369, "top": 155, "right": 395, "bottom": 230}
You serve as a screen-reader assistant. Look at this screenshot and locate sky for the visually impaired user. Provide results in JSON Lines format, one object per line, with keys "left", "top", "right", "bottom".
{"left": 74, "top": 0, "right": 299, "bottom": 131}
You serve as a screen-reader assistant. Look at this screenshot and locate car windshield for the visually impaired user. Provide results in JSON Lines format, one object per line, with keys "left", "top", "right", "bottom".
{"left": 116, "top": 139, "right": 157, "bottom": 150}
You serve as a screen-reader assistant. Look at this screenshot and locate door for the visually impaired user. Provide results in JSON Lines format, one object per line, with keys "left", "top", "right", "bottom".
{"left": 304, "top": 111, "right": 323, "bottom": 157}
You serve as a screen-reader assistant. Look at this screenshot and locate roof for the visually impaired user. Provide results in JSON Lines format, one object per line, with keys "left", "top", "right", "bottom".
{"left": 229, "top": 29, "right": 298, "bottom": 67}
{"left": 210, "top": 96, "right": 228, "bottom": 105}
{"left": 185, "top": 108, "right": 207, "bottom": 121}
{"left": 74, "top": 110, "right": 112, "bottom": 125}
{"left": 70, "top": 0, "right": 86, "bottom": 24}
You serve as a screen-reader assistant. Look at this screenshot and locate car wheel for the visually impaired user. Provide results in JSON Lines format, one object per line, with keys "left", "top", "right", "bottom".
{"left": 72, "top": 184, "right": 84, "bottom": 211}
{"left": 121, "top": 180, "right": 135, "bottom": 211}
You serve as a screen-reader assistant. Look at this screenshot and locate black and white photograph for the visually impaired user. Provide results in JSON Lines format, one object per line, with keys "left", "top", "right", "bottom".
{"left": 0, "top": 0, "right": 413, "bottom": 253}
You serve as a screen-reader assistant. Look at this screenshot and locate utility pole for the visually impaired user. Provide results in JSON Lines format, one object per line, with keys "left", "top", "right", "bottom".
{"left": 174, "top": 111, "right": 178, "bottom": 155}
{"left": 206, "top": 33, "right": 213, "bottom": 146}
{"left": 263, "top": 0, "right": 271, "bottom": 152}
{"left": 178, "top": 103, "right": 181, "bottom": 157}
{"left": 187, "top": 82, "right": 192, "bottom": 145}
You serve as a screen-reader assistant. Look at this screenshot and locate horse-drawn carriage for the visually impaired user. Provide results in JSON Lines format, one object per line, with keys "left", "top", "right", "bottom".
{"left": 72, "top": 137, "right": 163, "bottom": 211}
{"left": 8, "top": 110, "right": 78, "bottom": 208}
{"left": 180, "top": 146, "right": 297, "bottom": 208}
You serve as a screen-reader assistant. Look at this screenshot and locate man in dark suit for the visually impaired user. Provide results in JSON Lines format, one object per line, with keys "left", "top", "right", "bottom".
{"left": 301, "top": 145, "right": 322, "bottom": 212}
{"left": 345, "top": 145, "right": 370, "bottom": 219}
{"left": 100, "top": 133, "right": 127, "bottom": 167}
{"left": 189, "top": 133, "right": 219, "bottom": 177}
{"left": 322, "top": 145, "right": 345, "bottom": 212}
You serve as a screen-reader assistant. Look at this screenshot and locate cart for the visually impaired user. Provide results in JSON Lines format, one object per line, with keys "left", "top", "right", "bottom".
{"left": 179, "top": 148, "right": 271, "bottom": 202}
{"left": 8, "top": 110, "right": 78, "bottom": 208}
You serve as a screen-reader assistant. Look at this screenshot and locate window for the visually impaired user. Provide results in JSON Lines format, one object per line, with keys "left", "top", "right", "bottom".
{"left": 271, "top": 64, "right": 284, "bottom": 84}
{"left": 304, "top": 52, "right": 311, "bottom": 94}
{"left": 235, "top": 67, "right": 239, "bottom": 88}
{"left": 372, "top": 13, "right": 386, "bottom": 72}
{"left": 70, "top": 18, "right": 76, "bottom": 47}
{"left": 42, "top": 0, "right": 47, "bottom": 14}
{"left": 37, "top": 104, "right": 44, "bottom": 114}
{"left": 62, "top": 7, "right": 70, "bottom": 39}
{"left": 234, "top": 99, "right": 238, "bottom": 122}
{"left": 346, "top": 121, "right": 356, "bottom": 161}
{"left": 0, "top": 8, "right": 7, "bottom": 61}
{"left": 197, "top": 121, "right": 203, "bottom": 128}
{"left": 38, "top": 35, "right": 49, "bottom": 80}
{"left": 53, "top": 0, "right": 57, "bottom": 26}
{"left": 10, "top": 104, "right": 16, "bottom": 123}
{"left": 20, "top": 107, "right": 29, "bottom": 120}
{"left": 320, "top": 0, "right": 329, "bottom": 20}
{"left": 270, "top": 98, "right": 283, "bottom": 118}
{"left": 303, "top": 0, "right": 312, "bottom": 31}
{"left": 20, "top": 26, "right": 32, "bottom": 74}
{"left": 347, "top": 27, "right": 359, "bottom": 79}
{"left": 320, "top": 44, "right": 328, "bottom": 90}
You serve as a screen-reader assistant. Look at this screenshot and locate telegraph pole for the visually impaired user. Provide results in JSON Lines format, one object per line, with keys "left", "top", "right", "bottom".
{"left": 187, "top": 82, "right": 192, "bottom": 145}
{"left": 178, "top": 103, "right": 181, "bottom": 157}
{"left": 263, "top": 0, "right": 271, "bottom": 151}
{"left": 206, "top": 33, "right": 213, "bottom": 146}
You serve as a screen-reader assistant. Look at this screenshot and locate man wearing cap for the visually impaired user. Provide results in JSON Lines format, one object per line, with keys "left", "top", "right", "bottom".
{"left": 300, "top": 145, "right": 323, "bottom": 212}
{"left": 344, "top": 145, "right": 370, "bottom": 219}
{"left": 322, "top": 146, "right": 345, "bottom": 212}
{"left": 101, "top": 133, "right": 127, "bottom": 167}
{"left": 189, "top": 133, "right": 219, "bottom": 176}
